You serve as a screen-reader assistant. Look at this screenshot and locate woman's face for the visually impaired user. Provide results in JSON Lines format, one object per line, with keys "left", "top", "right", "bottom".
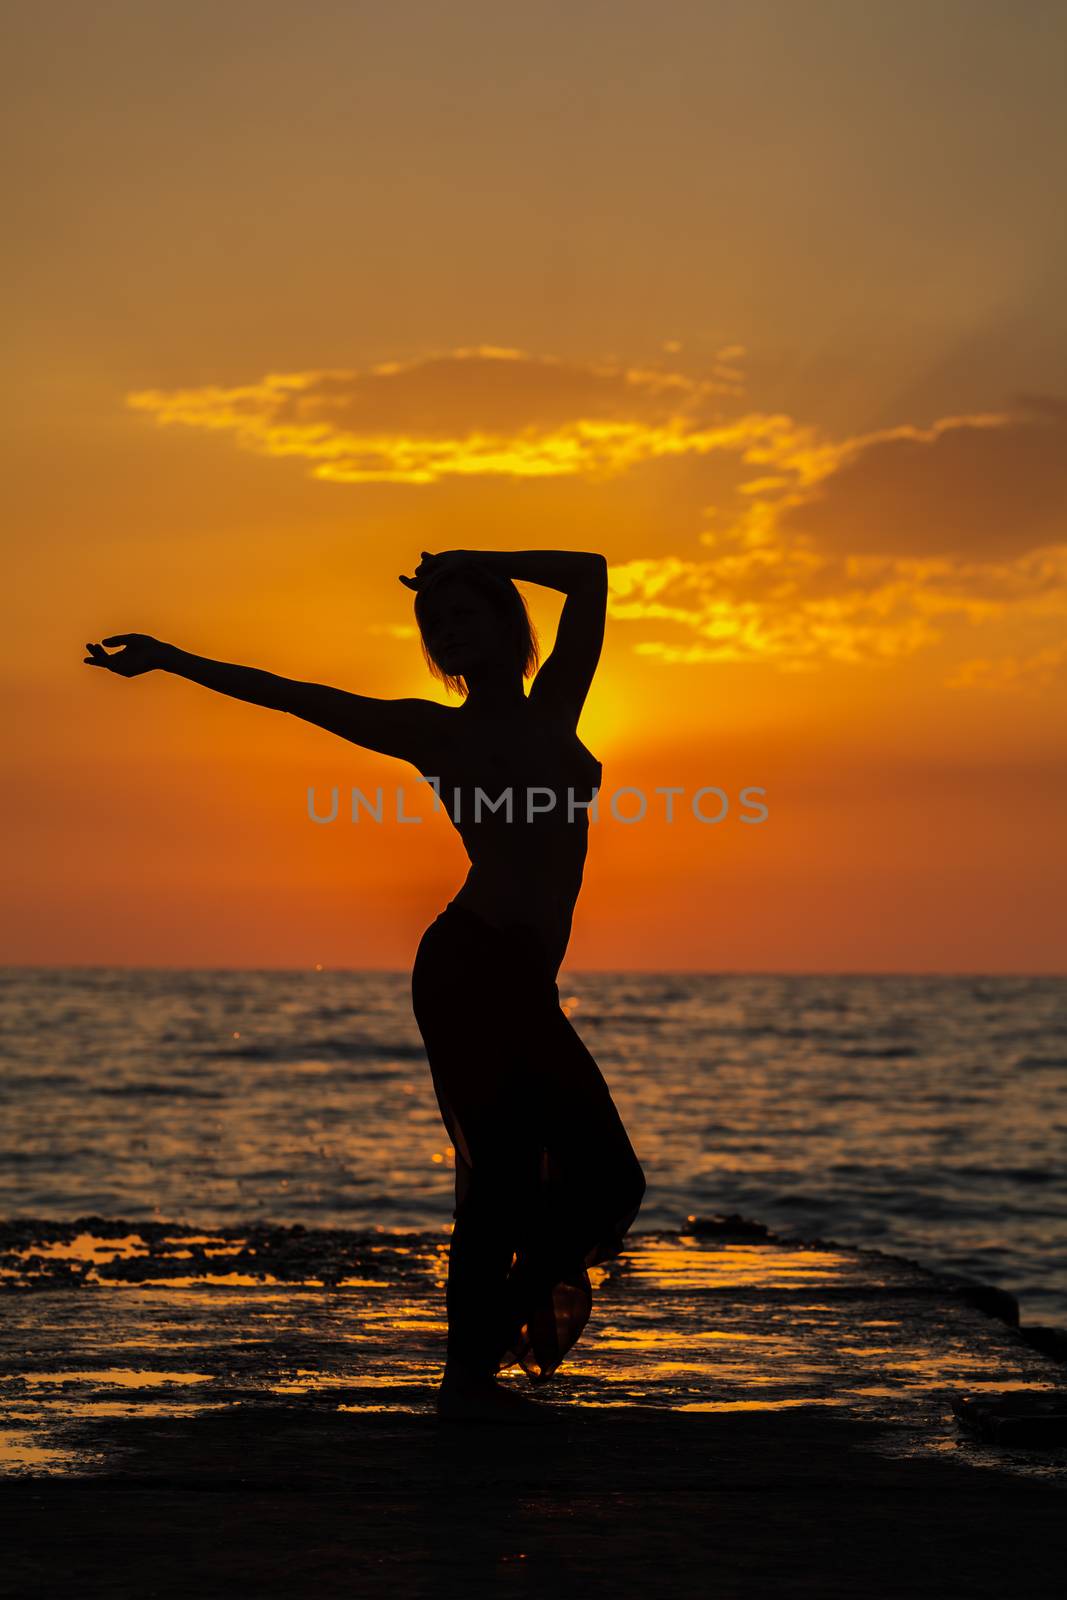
{"left": 420, "top": 577, "right": 508, "bottom": 680}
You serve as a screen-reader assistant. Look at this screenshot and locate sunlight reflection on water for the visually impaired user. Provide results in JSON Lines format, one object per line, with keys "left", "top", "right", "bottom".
{"left": 2, "top": 1227, "right": 1065, "bottom": 1483}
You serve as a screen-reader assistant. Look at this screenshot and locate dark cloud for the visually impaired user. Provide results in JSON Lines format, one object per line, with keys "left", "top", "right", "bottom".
{"left": 780, "top": 396, "right": 1067, "bottom": 559}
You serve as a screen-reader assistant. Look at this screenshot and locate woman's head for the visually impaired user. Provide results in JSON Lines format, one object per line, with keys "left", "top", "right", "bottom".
{"left": 414, "top": 562, "right": 540, "bottom": 696}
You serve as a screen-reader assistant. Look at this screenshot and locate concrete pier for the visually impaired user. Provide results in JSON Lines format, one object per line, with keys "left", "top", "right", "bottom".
{"left": 2, "top": 1216, "right": 1065, "bottom": 1596}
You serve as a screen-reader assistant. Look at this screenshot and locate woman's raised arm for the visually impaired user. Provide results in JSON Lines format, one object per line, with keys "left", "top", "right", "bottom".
{"left": 400, "top": 548, "right": 606, "bottom": 596}
{"left": 399, "top": 550, "right": 608, "bottom": 727}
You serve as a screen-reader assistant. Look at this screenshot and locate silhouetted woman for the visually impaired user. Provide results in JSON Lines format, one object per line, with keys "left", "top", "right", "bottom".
{"left": 85, "top": 548, "right": 647, "bottom": 1422}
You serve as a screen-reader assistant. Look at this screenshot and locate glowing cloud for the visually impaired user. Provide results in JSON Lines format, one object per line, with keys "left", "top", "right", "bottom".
{"left": 126, "top": 347, "right": 813, "bottom": 485}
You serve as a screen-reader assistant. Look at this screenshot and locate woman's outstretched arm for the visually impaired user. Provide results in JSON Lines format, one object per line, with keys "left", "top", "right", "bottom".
{"left": 84, "top": 633, "right": 444, "bottom": 764}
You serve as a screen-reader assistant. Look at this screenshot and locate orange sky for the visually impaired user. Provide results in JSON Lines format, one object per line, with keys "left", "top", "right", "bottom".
{"left": 5, "top": 1, "right": 1066, "bottom": 970}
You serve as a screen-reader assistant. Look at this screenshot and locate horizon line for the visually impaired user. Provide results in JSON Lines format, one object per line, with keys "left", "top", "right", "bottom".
{"left": 2, "top": 963, "right": 1065, "bottom": 980}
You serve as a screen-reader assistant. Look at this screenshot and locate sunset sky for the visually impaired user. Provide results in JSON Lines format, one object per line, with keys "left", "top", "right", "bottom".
{"left": 6, "top": 0, "right": 1066, "bottom": 970}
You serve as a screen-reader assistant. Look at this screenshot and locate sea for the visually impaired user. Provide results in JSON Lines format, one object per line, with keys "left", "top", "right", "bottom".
{"left": 2, "top": 967, "right": 1065, "bottom": 1328}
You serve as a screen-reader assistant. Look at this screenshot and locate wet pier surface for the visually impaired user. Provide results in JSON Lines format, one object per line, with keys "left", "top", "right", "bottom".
{"left": 2, "top": 1217, "right": 1066, "bottom": 1596}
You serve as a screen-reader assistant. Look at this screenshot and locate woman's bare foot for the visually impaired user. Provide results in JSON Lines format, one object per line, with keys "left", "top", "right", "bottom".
{"left": 436, "top": 1370, "right": 547, "bottom": 1423}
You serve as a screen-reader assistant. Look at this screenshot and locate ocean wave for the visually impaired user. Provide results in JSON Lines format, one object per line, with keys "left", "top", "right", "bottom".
{"left": 93, "top": 1082, "right": 226, "bottom": 1100}
{"left": 836, "top": 1045, "right": 917, "bottom": 1059}
{"left": 189, "top": 1039, "right": 426, "bottom": 1064}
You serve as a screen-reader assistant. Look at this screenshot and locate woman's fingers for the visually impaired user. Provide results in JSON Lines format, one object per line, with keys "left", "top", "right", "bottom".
{"left": 399, "top": 552, "right": 437, "bottom": 589}
{"left": 399, "top": 550, "right": 471, "bottom": 590}
{"left": 83, "top": 640, "right": 126, "bottom": 670}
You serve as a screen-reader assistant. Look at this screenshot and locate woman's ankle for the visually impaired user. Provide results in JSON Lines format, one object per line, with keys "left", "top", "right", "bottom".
{"left": 441, "top": 1362, "right": 496, "bottom": 1388}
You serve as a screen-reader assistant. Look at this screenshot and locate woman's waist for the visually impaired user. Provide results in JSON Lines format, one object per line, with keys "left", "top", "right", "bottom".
{"left": 456, "top": 830, "right": 589, "bottom": 886}
{"left": 439, "top": 885, "right": 572, "bottom": 982}
{"left": 455, "top": 864, "right": 577, "bottom": 922}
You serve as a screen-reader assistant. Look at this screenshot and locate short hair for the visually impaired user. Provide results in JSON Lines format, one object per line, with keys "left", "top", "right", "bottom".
{"left": 414, "top": 561, "right": 540, "bottom": 697}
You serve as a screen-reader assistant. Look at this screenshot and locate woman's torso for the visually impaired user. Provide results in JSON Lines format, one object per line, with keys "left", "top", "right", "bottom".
{"left": 419, "top": 699, "right": 602, "bottom": 976}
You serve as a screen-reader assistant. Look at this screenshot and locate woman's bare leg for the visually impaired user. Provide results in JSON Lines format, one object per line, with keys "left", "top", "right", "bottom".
{"left": 436, "top": 1174, "right": 545, "bottom": 1421}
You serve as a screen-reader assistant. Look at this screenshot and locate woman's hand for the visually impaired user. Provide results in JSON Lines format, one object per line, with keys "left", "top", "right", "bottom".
{"left": 83, "top": 634, "right": 170, "bottom": 677}
{"left": 398, "top": 550, "right": 475, "bottom": 591}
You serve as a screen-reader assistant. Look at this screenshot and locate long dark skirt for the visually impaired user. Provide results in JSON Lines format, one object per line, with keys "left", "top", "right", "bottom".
{"left": 411, "top": 900, "right": 646, "bottom": 1385}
